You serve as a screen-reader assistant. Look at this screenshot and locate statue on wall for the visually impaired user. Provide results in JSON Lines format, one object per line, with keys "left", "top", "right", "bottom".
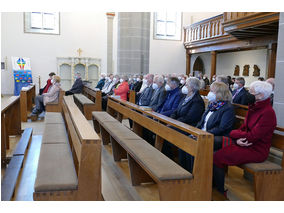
{"left": 233, "top": 65, "right": 240, "bottom": 76}
{"left": 253, "top": 65, "right": 260, "bottom": 77}
{"left": 243, "top": 65, "right": 250, "bottom": 76}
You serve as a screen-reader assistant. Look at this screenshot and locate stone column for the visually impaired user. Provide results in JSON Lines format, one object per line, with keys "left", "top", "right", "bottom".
{"left": 107, "top": 13, "right": 115, "bottom": 74}
{"left": 117, "top": 12, "right": 150, "bottom": 75}
{"left": 274, "top": 12, "right": 284, "bottom": 127}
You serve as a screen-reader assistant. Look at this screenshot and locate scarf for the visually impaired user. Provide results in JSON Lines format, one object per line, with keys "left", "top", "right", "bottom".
{"left": 208, "top": 101, "right": 227, "bottom": 112}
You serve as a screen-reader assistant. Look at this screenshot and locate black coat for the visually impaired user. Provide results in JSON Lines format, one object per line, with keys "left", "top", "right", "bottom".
{"left": 133, "top": 81, "right": 143, "bottom": 92}
{"left": 69, "top": 78, "right": 83, "bottom": 94}
{"left": 170, "top": 92, "right": 205, "bottom": 127}
{"left": 196, "top": 102, "right": 235, "bottom": 136}
{"left": 232, "top": 87, "right": 249, "bottom": 105}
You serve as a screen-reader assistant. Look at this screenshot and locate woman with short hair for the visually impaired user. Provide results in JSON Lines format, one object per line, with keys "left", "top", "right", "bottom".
{"left": 213, "top": 81, "right": 276, "bottom": 199}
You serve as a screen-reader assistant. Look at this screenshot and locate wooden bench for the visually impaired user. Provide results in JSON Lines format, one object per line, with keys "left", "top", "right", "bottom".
{"left": 129, "top": 90, "right": 136, "bottom": 104}
{"left": 1, "top": 96, "right": 22, "bottom": 165}
{"left": 1, "top": 128, "right": 33, "bottom": 201}
{"left": 73, "top": 94, "right": 97, "bottom": 120}
{"left": 33, "top": 96, "right": 102, "bottom": 201}
{"left": 20, "top": 85, "right": 35, "bottom": 122}
{"left": 238, "top": 126, "right": 284, "bottom": 200}
{"left": 82, "top": 85, "right": 102, "bottom": 111}
{"left": 94, "top": 97, "right": 214, "bottom": 200}
{"left": 45, "top": 89, "right": 65, "bottom": 112}
{"left": 199, "top": 88, "right": 210, "bottom": 96}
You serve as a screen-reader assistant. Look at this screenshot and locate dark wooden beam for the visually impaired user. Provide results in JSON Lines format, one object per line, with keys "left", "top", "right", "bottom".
{"left": 186, "top": 52, "right": 191, "bottom": 76}
{"left": 267, "top": 43, "right": 277, "bottom": 78}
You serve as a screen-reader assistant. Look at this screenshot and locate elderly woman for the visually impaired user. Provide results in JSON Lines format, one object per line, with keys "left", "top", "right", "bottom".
{"left": 213, "top": 81, "right": 276, "bottom": 198}
{"left": 30, "top": 75, "right": 61, "bottom": 116}
{"left": 114, "top": 75, "right": 129, "bottom": 101}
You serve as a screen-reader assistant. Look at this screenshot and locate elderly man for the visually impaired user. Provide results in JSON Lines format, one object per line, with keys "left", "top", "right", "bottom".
{"left": 148, "top": 75, "right": 167, "bottom": 112}
{"left": 65, "top": 72, "right": 83, "bottom": 96}
{"left": 137, "top": 74, "right": 154, "bottom": 106}
{"left": 232, "top": 77, "right": 249, "bottom": 105}
{"left": 213, "top": 81, "right": 276, "bottom": 199}
{"left": 157, "top": 77, "right": 182, "bottom": 117}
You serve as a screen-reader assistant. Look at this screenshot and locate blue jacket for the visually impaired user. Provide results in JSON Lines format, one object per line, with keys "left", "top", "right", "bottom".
{"left": 95, "top": 79, "right": 106, "bottom": 90}
{"left": 170, "top": 92, "right": 205, "bottom": 127}
{"left": 196, "top": 102, "right": 235, "bottom": 136}
{"left": 157, "top": 87, "right": 182, "bottom": 117}
{"left": 232, "top": 87, "right": 249, "bottom": 105}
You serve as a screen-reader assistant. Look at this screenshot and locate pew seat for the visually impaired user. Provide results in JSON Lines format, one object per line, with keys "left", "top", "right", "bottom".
{"left": 241, "top": 160, "right": 282, "bottom": 172}
{"left": 34, "top": 143, "right": 78, "bottom": 192}
{"left": 45, "top": 89, "right": 65, "bottom": 112}
{"left": 73, "top": 94, "right": 96, "bottom": 120}
{"left": 34, "top": 97, "right": 102, "bottom": 201}
{"left": 1, "top": 128, "right": 33, "bottom": 201}
{"left": 93, "top": 111, "right": 193, "bottom": 200}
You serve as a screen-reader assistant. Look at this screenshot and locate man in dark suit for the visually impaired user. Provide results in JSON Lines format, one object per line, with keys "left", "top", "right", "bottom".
{"left": 149, "top": 75, "right": 166, "bottom": 112}
{"left": 65, "top": 72, "right": 83, "bottom": 96}
{"left": 137, "top": 74, "right": 154, "bottom": 106}
{"left": 232, "top": 77, "right": 249, "bottom": 105}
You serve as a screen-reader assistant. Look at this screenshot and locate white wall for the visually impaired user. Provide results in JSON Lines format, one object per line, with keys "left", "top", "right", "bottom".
{"left": 190, "top": 49, "right": 268, "bottom": 86}
{"left": 1, "top": 12, "right": 107, "bottom": 95}
{"left": 149, "top": 12, "right": 221, "bottom": 76}
{"left": 216, "top": 49, "right": 268, "bottom": 86}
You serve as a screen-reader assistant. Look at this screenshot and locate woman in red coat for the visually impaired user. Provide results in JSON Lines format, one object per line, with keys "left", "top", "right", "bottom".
{"left": 213, "top": 81, "right": 277, "bottom": 198}
{"left": 114, "top": 75, "right": 129, "bottom": 101}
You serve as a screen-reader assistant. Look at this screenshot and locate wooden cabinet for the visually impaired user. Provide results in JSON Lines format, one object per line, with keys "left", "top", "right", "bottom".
{"left": 57, "top": 57, "right": 101, "bottom": 91}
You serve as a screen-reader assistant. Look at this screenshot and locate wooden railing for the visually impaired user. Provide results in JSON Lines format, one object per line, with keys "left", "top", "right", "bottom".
{"left": 184, "top": 14, "right": 226, "bottom": 43}
{"left": 223, "top": 12, "right": 257, "bottom": 22}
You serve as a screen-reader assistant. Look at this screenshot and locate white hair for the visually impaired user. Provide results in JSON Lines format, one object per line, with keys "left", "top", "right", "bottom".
{"left": 250, "top": 81, "right": 272, "bottom": 100}
{"left": 186, "top": 77, "right": 200, "bottom": 92}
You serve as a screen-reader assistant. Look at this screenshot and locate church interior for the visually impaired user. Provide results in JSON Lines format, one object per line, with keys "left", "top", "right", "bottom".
{"left": 1, "top": 1, "right": 284, "bottom": 209}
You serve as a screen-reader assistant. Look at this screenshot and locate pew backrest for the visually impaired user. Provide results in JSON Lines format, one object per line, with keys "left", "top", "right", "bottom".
{"left": 107, "top": 96, "right": 213, "bottom": 200}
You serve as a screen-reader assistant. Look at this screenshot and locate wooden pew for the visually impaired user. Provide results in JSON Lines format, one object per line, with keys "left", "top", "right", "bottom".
{"left": 1, "top": 96, "right": 22, "bottom": 165}
{"left": 232, "top": 103, "right": 284, "bottom": 200}
{"left": 73, "top": 94, "right": 97, "bottom": 120}
{"left": 33, "top": 96, "right": 102, "bottom": 201}
{"left": 20, "top": 85, "right": 35, "bottom": 122}
{"left": 101, "top": 96, "right": 214, "bottom": 201}
{"left": 1, "top": 128, "right": 33, "bottom": 201}
{"left": 129, "top": 90, "right": 136, "bottom": 104}
{"left": 45, "top": 89, "right": 65, "bottom": 112}
{"left": 82, "top": 85, "right": 102, "bottom": 111}
{"left": 199, "top": 89, "right": 210, "bottom": 96}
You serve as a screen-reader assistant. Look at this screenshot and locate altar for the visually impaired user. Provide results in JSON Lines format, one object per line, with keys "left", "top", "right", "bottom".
{"left": 57, "top": 56, "right": 101, "bottom": 91}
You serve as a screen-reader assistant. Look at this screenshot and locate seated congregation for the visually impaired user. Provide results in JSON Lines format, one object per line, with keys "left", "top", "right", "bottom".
{"left": 9, "top": 68, "right": 282, "bottom": 201}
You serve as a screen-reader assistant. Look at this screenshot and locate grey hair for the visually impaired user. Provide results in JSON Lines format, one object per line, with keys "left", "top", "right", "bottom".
{"left": 250, "top": 81, "right": 272, "bottom": 100}
{"left": 186, "top": 77, "right": 200, "bottom": 92}
{"left": 236, "top": 77, "right": 245, "bottom": 86}
{"left": 154, "top": 75, "right": 165, "bottom": 84}
{"left": 216, "top": 75, "right": 228, "bottom": 85}
{"left": 122, "top": 75, "right": 129, "bottom": 82}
